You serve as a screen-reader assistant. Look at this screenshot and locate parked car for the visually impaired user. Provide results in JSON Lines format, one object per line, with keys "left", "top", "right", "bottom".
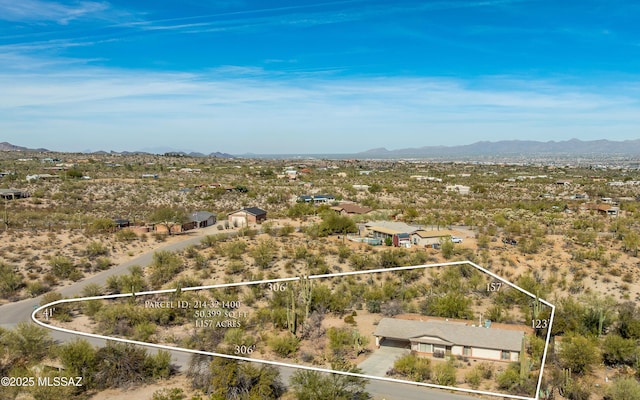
{"left": 451, "top": 236, "right": 463, "bottom": 243}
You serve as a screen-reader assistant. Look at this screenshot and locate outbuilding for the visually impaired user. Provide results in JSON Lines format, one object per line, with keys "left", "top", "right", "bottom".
{"left": 228, "top": 207, "right": 267, "bottom": 227}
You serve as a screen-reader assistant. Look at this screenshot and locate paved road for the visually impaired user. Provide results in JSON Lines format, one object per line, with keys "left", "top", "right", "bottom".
{"left": 0, "top": 226, "right": 480, "bottom": 400}
{"left": 0, "top": 225, "right": 231, "bottom": 329}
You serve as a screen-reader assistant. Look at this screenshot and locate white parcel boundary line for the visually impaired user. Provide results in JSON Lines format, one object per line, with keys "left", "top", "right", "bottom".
{"left": 31, "top": 260, "right": 552, "bottom": 400}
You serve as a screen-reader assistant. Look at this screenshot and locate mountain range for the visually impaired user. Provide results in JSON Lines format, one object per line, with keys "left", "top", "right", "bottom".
{"left": 0, "top": 141, "right": 49, "bottom": 152}
{"left": 0, "top": 142, "right": 234, "bottom": 158}
{"left": 357, "top": 139, "right": 640, "bottom": 158}
{"left": 3, "top": 139, "right": 640, "bottom": 158}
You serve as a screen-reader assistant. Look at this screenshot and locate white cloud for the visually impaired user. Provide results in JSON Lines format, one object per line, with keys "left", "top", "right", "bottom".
{"left": 0, "top": 54, "right": 639, "bottom": 153}
{"left": 0, "top": 0, "right": 109, "bottom": 24}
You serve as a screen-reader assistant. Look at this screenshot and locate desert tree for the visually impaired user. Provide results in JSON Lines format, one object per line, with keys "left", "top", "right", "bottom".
{"left": 149, "top": 207, "right": 188, "bottom": 235}
{"left": 149, "top": 250, "right": 183, "bottom": 288}
{"left": 604, "top": 377, "right": 640, "bottom": 400}
{"left": 558, "top": 334, "right": 600, "bottom": 375}
{"left": 0, "top": 261, "right": 24, "bottom": 298}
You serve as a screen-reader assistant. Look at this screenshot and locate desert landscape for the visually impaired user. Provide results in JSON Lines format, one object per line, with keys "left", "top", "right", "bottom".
{"left": 1, "top": 149, "right": 640, "bottom": 400}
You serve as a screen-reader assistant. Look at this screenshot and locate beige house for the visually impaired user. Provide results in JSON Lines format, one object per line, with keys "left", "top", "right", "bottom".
{"left": 411, "top": 229, "right": 459, "bottom": 246}
{"left": 374, "top": 318, "right": 523, "bottom": 362}
{"left": 331, "top": 203, "right": 373, "bottom": 216}
{"left": 228, "top": 207, "right": 267, "bottom": 227}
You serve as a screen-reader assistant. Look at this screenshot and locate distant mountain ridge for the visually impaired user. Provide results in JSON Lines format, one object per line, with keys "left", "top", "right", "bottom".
{"left": 0, "top": 142, "right": 234, "bottom": 158}
{"left": 358, "top": 139, "right": 640, "bottom": 157}
{"left": 0, "top": 141, "right": 49, "bottom": 152}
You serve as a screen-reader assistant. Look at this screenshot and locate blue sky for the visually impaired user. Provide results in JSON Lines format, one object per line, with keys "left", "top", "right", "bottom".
{"left": 1, "top": 0, "right": 639, "bottom": 154}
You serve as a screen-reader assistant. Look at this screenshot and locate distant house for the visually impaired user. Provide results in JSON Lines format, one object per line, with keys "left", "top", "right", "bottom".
{"left": 373, "top": 318, "right": 524, "bottom": 362}
{"left": 445, "top": 185, "right": 470, "bottom": 195}
{"left": 581, "top": 203, "right": 619, "bottom": 217}
{"left": 189, "top": 211, "right": 217, "bottom": 228}
{"left": 297, "top": 194, "right": 335, "bottom": 204}
{"left": 312, "top": 194, "right": 335, "bottom": 204}
{"left": 228, "top": 207, "right": 267, "bottom": 226}
{"left": 0, "top": 189, "right": 29, "bottom": 200}
{"left": 331, "top": 203, "right": 373, "bottom": 216}
{"left": 362, "top": 221, "right": 420, "bottom": 246}
{"left": 26, "top": 174, "right": 59, "bottom": 182}
{"left": 411, "top": 229, "right": 459, "bottom": 246}
{"left": 352, "top": 184, "right": 370, "bottom": 191}
{"left": 113, "top": 218, "right": 130, "bottom": 229}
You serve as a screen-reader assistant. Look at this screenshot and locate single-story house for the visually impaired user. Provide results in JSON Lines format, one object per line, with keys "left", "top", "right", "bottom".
{"left": 362, "top": 221, "right": 421, "bottom": 246}
{"left": 298, "top": 194, "right": 335, "bottom": 204}
{"left": 374, "top": 318, "right": 523, "bottom": 362}
{"left": 26, "top": 174, "right": 59, "bottom": 182}
{"left": 445, "top": 185, "right": 470, "bottom": 195}
{"left": 0, "top": 189, "right": 29, "bottom": 200}
{"left": 331, "top": 203, "right": 373, "bottom": 216}
{"left": 581, "top": 203, "right": 619, "bottom": 216}
{"left": 113, "top": 218, "right": 130, "bottom": 229}
{"left": 228, "top": 207, "right": 267, "bottom": 226}
{"left": 189, "top": 211, "right": 216, "bottom": 228}
{"left": 411, "top": 229, "right": 459, "bottom": 246}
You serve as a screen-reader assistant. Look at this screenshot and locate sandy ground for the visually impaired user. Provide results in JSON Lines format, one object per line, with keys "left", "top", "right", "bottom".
{"left": 89, "top": 375, "right": 197, "bottom": 400}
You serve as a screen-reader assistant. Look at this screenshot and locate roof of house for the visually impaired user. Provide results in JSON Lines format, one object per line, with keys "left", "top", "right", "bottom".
{"left": 412, "top": 229, "right": 458, "bottom": 238}
{"left": 365, "top": 221, "right": 421, "bottom": 235}
{"left": 374, "top": 318, "right": 523, "bottom": 352}
{"left": 190, "top": 211, "right": 215, "bottom": 222}
{"left": 0, "top": 188, "right": 25, "bottom": 196}
{"left": 229, "top": 207, "right": 267, "bottom": 216}
{"left": 331, "top": 203, "right": 373, "bottom": 214}
{"left": 369, "top": 226, "right": 402, "bottom": 235}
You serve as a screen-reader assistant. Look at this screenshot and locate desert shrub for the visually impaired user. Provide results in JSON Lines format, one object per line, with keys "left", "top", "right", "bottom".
{"left": 152, "top": 388, "right": 185, "bottom": 400}
{"left": 85, "top": 241, "right": 109, "bottom": 258}
{"left": 0, "top": 261, "right": 24, "bottom": 298}
{"left": 93, "top": 342, "right": 172, "bottom": 389}
{"left": 149, "top": 251, "right": 183, "bottom": 288}
{"left": 432, "top": 359, "right": 456, "bottom": 386}
{"left": 88, "top": 218, "right": 116, "bottom": 233}
{"left": 133, "top": 321, "right": 157, "bottom": 342}
{"left": 391, "top": 353, "right": 431, "bottom": 382}
{"left": 279, "top": 224, "right": 295, "bottom": 237}
{"left": 115, "top": 229, "right": 138, "bottom": 242}
{"left": 268, "top": 334, "right": 300, "bottom": 357}
{"left": 50, "top": 255, "right": 82, "bottom": 280}
{"left": 94, "top": 257, "right": 112, "bottom": 271}
{"left": 26, "top": 280, "right": 49, "bottom": 296}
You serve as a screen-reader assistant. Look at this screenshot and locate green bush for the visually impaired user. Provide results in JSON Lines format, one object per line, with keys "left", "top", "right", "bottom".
{"left": 392, "top": 354, "right": 431, "bottom": 382}
{"left": 115, "top": 229, "right": 138, "bottom": 241}
{"left": 269, "top": 334, "right": 300, "bottom": 357}
{"left": 85, "top": 241, "right": 109, "bottom": 258}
